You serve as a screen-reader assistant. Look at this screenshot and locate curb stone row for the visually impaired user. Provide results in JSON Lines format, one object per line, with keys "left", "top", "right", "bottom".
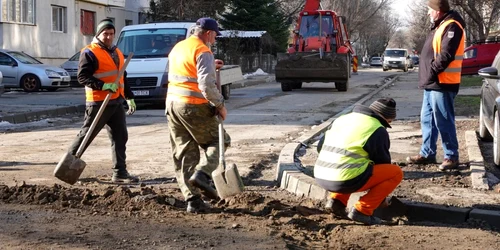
{"left": 275, "top": 75, "right": 500, "bottom": 228}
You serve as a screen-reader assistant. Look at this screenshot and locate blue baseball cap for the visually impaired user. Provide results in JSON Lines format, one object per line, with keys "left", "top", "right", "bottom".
{"left": 196, "top": 17, "right": 221, "bottom": 36}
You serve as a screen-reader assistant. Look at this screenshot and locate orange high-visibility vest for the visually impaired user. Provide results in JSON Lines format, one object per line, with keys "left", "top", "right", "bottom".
{"left": 84, "top": 43, "right": 125, "bottom": 102}
{"left": 166, "top": 36, "right": 211, "bottom": 104}
{"left": 432, "top": 19, "right": 465, "bottom": 84}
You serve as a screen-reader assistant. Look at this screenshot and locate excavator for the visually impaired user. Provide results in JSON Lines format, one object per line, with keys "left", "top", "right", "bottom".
{"left": 275, "top": 0, "right": 354, "bottom": 92}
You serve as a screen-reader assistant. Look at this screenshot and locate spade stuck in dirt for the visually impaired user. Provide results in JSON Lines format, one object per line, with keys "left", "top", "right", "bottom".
{"left": 212, "top": 120, "right": 244, "bottom": 199}
{"left": 53, "top": 54, "right": 133, "bottom": 185}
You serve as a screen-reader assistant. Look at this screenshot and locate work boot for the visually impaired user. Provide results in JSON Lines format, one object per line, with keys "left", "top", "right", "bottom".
{"left": 347, "top": 207, "right": 381, "bottom": 225}
{"left": 406, "top": 154, "right": 436, "bottom": 164}
{"left": 186, "top": 196, "right": 209, "bottom": 213}
{"left": 112, "top": 171, "right": 139, "bottom": 183}
{"left": 188, "top": 170, "right": 219, "bottom": 200}
{"left": 325, "top": 198, "right": 348, "bottom": 218}
{"left": 438, "top": 159, "right": 459, "bottom": 171}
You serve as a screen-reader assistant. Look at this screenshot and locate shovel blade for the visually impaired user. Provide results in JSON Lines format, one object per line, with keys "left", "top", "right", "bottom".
{"left": 54, "top": 153, "right": 87, "bottom": 185}
{"left": 212, "top": 163, "right": 244, "bottom": 199}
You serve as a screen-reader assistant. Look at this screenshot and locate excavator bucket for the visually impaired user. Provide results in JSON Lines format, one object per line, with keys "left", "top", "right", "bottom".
{"left": 275, "top": 52, "right": 350, "bottom": 91}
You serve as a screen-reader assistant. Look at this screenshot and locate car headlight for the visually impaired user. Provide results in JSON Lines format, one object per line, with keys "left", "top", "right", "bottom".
{"left": 45, "top": 70, "right": 60, "bottom": 77}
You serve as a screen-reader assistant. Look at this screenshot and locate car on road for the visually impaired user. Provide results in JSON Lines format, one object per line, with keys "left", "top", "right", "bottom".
{"left": 462, "top": 39, "right": 500, "bottom": 75}
{"left": 60, "top": 52, "right": 81, "bottom": 87}
{"left": 478, "top": 49, "right": 500, "bottom": 165}
{"left": 0, "top": 49, "right": 70, "bottom": 92}
{"left": 382, "top": 48, "right": 411, "bottom": 72}
{"left": 370, "top": 57, "right": 382, "bottom": 67}
{"left": 411, "top": 56, "right": 419, "bottom": 66}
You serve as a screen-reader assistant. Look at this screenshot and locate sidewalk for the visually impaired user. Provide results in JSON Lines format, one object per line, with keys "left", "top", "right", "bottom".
{"left": 275, "top": 72, "right": 500, "bottom": 227}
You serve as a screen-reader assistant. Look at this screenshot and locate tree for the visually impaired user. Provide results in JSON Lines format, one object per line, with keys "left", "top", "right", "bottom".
{"left": 146, "top": 0, "right": 229, "bottom": 22}
{"left": 451, "top": 0, "right": 500, "bottom": 43}
{"left": 407, "top": 0, "right": 430, "bottom": 53}
{"left": 220, "top": 0, "right": 290, "bottom": 54}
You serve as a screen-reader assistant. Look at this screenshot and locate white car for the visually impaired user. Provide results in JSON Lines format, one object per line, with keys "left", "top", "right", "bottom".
{"left": 0, "top": 49, "right": 70, "bottom": 92}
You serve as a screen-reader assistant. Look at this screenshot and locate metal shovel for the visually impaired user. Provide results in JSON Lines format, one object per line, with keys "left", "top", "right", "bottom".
{"left": 212, "top": 120, "right": 245, "bottom": 199}
{"left": 54, "top": 53, "right": 133, "bottom": 185}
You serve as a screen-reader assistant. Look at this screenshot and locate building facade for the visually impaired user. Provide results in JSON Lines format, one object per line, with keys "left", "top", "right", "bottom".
{"left": 0, "top": 0, "right": 149, "bottom": 66}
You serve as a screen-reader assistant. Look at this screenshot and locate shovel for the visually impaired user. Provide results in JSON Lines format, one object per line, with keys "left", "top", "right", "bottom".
{"left": 212, "top": 120, "right": 245, "bottom": 199}
{"left": 54, "top": 53, "right": 133, "bottom": 185}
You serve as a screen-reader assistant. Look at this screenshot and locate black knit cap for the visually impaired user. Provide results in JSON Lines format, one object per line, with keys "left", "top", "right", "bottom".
{"left": 96, "top": 18, "right": 115, "bottom": 37}
{"left": 369, "top": 98, "right": 397, "bottom": 120}
{"left": 428, "top": 0, "right": 450, "bottom": 12}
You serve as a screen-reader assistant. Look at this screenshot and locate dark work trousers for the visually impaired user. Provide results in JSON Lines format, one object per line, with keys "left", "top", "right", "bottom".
{"left": 68, "top": 102, "right": 129, "bottom": 174}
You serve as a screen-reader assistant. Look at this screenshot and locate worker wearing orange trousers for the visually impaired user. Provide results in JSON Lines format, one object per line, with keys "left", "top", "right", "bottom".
{"left": 314, "top": 98, "right": 403, "bottom": 225}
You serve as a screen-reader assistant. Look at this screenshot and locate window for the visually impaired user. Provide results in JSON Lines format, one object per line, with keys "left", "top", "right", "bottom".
{"left": 464, "top": 48, "right": 477, "bottom": 59}
{"left": 4, "top": 0, "right": 35, "bottom": 24}
{"left": 0, "top": 53, "right": 14, "bottom": 66}
{"left": 52, "top": 5, "right": 66, "bottom": 32}
{"left": 80, "top": 10, "right": 95, "bottom": 36}
{"left": 125, "top": 19, "right": 133, "bottom": 26}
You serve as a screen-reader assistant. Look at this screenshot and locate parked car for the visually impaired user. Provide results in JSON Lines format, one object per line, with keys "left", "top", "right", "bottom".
{"left": 382, "top": 48, "right": 411, "bottom": 72}
{"left": 462, "top": 39, "right": 500, "bottom": 75}
{"left": 370, "top": 57, "right": 382, "bottom": 67}
{"left": 0, "top": 70, "right": 4, "bottom": 96}
{"left": 60, "top": 51, "right": 81, "bottom": 87}
{"left": 478, "top": 49, "right": 500, "bottom": 165}
{"left": 0, "top": 49, "right": 70, "bottom": 92}
{"left": 411, "top": 56, "right": 419, "bottom": 66}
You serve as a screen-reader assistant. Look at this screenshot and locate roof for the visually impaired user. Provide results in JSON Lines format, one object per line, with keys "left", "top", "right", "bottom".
{"left": 218, "top": 30, "right": 267, "bottom": 38}
{"left": 121, "top": 22, "right": 195, "bottom": 31}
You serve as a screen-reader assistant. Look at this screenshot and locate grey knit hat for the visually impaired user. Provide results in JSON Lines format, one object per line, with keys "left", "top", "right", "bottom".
{"left": 428, "top": 0, "right": 450, "bottom": 12}
{"left": 96, "top": 18, "right": 115, "bottom": 37}
{"left": 369, "top": 98, "right": 397, "bottom": 120}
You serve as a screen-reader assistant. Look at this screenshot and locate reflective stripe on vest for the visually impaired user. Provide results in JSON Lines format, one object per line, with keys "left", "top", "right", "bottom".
{"left": 84, "top": 44, "right": 125, "bottom": 102}
{"left": 432, "top": 19, "right": 465, "bottom": 84}
{"left": 166, "top": 36, "right": 211, "bottom": 104}
{"left": 314, "top": 113, "right": 383, "bottom": 182}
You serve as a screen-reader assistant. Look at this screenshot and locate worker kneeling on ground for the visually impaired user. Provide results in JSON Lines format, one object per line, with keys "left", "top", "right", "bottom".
{"left": 314, "top": 98, "right": 403, "bottom": 225}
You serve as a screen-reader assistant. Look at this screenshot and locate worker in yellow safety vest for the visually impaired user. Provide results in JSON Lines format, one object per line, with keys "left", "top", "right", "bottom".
{"left": 406, "top": 0, "right": 465, "bottom": 171}
{"left": 315, "top": 98, "right": 403, "bottom": 225}
{"left": 166, "top": 17, "right": 230, "bottom": 213}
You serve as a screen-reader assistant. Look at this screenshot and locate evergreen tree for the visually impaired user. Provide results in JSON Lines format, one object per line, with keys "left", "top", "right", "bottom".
{"left": 146, "top": 0, "right": 229, "bottom": 22}
{"left": 220, "top": 0, "right": 290, "bottom": 54}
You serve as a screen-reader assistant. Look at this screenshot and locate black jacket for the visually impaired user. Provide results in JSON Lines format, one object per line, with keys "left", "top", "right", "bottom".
{"left": 419, "top": 10, "right": 466, "bottom": 92}
{"left": 77, "top": 39, "right": 134, "bottom": 105}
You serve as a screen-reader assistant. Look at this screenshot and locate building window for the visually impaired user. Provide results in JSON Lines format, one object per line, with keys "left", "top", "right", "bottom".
{"left": 4, "top": 0, "right": 35, "bottom": 24}
{"left": 80, "top": 10, "right": 95, "bottom": 36}
{"left": 125, "top": 19, "right": 133, "bottom": 26}
{"left": 51, "top": 5, "right": 66, "bottom": 33}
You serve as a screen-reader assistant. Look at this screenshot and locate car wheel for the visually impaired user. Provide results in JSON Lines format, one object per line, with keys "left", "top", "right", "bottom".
{"left": 494, "top": 110, "right": 500, "bottom": 166}
{"left": 20, "top": 74, "right": 41, "bottom": 92}
{"left": 478, "top": 102, "right": 493, "bottom": 141}
{"left": 281, "top": 82, "right": 292, "bottom": 92}
{"left": 336, "top": 81, "right": 348, "bottom": 92}
{"left": 291, "top": 82, "right": 302, "bottom": 89}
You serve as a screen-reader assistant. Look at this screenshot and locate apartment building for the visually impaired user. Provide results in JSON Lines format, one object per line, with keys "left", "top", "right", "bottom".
{"left": 0, "top": 0, "right": 149, "bottom": 66}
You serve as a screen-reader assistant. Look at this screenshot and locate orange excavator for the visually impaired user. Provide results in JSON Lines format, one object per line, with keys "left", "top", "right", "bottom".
{"left": 275, "top": 0, "right": 354, "bottom": 92}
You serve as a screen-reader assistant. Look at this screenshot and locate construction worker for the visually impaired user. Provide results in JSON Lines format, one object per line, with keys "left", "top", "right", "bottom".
{"left": 166, "top": 17, "right": 230, "bottom": 213}
{"left": 67, "top": 18, "right": 139, "bottom": 183}
{"left": 314, "top": 98, "right": 403, "bottom": 225}
{"left": 406, "top": 0, "right": 465, "bottom": 170}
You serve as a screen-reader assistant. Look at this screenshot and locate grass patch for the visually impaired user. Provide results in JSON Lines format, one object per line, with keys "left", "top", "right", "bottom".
{"left": 461, "top": 76, "right": 483, "bottom": 87}
{"left": 455, "top": 95, "right": 480, "bottom": 116}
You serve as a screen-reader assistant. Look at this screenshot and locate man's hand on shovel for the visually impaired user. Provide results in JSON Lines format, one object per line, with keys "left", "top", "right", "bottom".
{"left": 217, "top": 105, "right": 227, "bottom": 120}
{"left": 102, "top": 83, "right": 118, "bottom": 92}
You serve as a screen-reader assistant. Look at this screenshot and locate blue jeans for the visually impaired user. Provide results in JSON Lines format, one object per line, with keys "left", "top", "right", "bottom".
{"left": 419, "top": 89, "right": 458, "bottom": 161}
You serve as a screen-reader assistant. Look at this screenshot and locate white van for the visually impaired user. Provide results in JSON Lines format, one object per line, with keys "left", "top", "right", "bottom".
{"left": 116, "top": 22, "right": 242, "bottom": 104}
{"left": 382, "top": 48, "right": 411, "bottom": 72}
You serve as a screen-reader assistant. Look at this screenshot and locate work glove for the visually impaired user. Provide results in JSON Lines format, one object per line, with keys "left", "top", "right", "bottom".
{"left": 126, "top": 99, "right": 136, "bottom": 115}
{"left": 102, "top": 83, "right": 118, "bottom": 93}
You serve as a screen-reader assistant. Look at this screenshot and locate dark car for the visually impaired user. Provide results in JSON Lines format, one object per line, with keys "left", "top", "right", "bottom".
{"left": 478, "top": 50, "right": 500, "bottom": 165}
{"left": 411, "top": 56, "right": 419, "bottom": 66}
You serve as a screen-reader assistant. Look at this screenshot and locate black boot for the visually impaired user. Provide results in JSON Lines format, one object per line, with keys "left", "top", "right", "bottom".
{"left": 112, "top": 171, "right": 139, "bottom": 183}
{"left": 186, "top": 196, "right": 209, "bottom": 213}
{"left": 188, "top": 170, "right": 218, "bottom": 200}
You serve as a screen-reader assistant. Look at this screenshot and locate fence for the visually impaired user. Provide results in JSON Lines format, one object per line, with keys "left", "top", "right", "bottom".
{"left": 218, "top": 53, "right": 276, "bottom": 74}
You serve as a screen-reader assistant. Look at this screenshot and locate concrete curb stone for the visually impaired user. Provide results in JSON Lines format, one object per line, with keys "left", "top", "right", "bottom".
{"left": 0, "top": 104, "right": 85, "bottom": 124}
{"left": 275, "top": 74, "right": 500, "bottom": 227}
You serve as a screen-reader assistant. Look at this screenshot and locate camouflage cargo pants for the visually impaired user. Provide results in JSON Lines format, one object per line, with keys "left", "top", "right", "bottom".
{"left": 166, "top": 101, "right": 231, "bottom": 200}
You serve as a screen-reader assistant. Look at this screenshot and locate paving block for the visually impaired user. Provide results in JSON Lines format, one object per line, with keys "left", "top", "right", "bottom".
{"left": 469, "top": 209, "right": 500, "bottom": 228}
{"left": 465, "top": 131, "right": 483, "bottom": 163}
{"left": 470, "top": 164, "right": 490, "bottom": 190}
{"left": 37, "top": 110, "right": 49, "bottom": 120}
{"left": 309, "top": 183, "right": 327, "bottom": 201}
{"left": 24, "top": 112, "right": 38, "bottom": 122}
{"left": 47, "top": 109, "right": 59, "bottom": 117}
{"left": 275, "top": 142, "right": 300, "bottom": 183}
{"left": 295, "top": 178, "right": 312, "bottom": 198}
{"left": 405, "top": 202, "right": 471, "bottom": 224}
{"left": 66, "top": 106, "right": 78, "bottom": 114}
{"left": 0, "top": 116, "right": 15, "bottom": 123}
{"left": 285, "top": 173, "right": 300, "bottom": 194}
{"left": 76, "top": 105, "right": 86, "bottom": 113}
{"left": 56, "top": 107, "right": 68, "bottom": 116}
